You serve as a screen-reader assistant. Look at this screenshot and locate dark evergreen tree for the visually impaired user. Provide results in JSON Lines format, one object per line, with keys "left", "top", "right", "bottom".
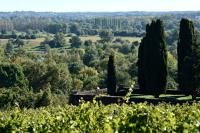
{"left": 192, "top": 41, "right": 200, "bottom": 99}
{"left": 138, "top": 38, "right": 146, "bottom": 92}
{"left": 107, "top": 55, "right": 117, "bottom": 96}
{"left": 178, "top": 18, "right": 199, "bottom": 98}
{"left": 177, "top": 19, "right": 197, "bottom": 95}
{"left": 138, "top": 20, "right": 167, "bottom": 98}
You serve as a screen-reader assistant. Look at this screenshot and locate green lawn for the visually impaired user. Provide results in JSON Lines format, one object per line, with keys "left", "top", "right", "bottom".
{"left": 0, "top": 36, "right": 142, "bottom": 53}
{"left": 131, "top": 94, "right": 198, "bottom": 101}
{"left": 65, "top": 35, "right": 141, "bottom": 43}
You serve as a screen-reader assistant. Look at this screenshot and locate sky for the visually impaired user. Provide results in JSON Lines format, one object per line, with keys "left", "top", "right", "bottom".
{"left": 0, "top": 0, "right": 199, "bottom": 12}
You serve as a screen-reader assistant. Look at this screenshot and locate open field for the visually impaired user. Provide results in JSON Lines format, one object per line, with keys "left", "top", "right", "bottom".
{"left": 65, "top": 36, "right": 142, "bottom": 43}
{"left": 0, "top": 38, "right": 44, "bottom": 46}
{"left": 0, "top": 36, "right": 141, "bottom": 45}
{"left": 0, "top": 36, "right": 141, "bottom": 53}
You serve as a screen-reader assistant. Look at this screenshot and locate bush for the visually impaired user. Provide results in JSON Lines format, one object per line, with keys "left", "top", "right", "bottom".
{"left": 0, "top": 64, "right": 27, "bottom": 88}
{"left": 35, "top": 87, "right": 52, "bottom": 108}
{"left": 0, "top": 87, "right": 67, "bottom": 109}
{"left": 70, "top": 36, "right": 82, "bottom": 48}
{"left": 0, "top": 88, "right": 36, "bottom": 108}
{"left": 30, "top": 34, "right": 37, "bottom": 39}
{"left": 22, "top": 62, "right": 72, "bottom": 93}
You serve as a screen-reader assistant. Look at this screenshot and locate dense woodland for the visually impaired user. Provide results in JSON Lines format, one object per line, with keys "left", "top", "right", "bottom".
{"left": 0, "top": 11, "right": 200, "bottom": 108}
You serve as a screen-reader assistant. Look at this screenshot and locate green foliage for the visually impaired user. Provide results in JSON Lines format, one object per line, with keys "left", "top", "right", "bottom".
{"left": 72, "top": 78, "right": 83, "bottom": 90}
{"left": 166, "top": 29, "right": 179, "bottom": 45}
{"left": 4, "top": 39, "right": 14, "bottom": 56}
{"left": 118, "top": 44, "right": 132, "bottom": 54}
{"left": 138, "top": 20, "right": 167, "bottom": 97}
{"left": 167, "top": 52, "right": 178, "bottom": 90}
{"left": 83, "top": 46, "right": 98, "bottom": 66}
{"left": 117, "top": 71, "right": 132, "bottom": 86}
{"left": 78, "top": 67, "right": 99, "bottom": 90}
{"left": 0, "top": 87, "right": 68, "bottom": 109}
{"left": 46, "top": 23, "right": 68, "bottom": 34}
{"left": 0, "top": 88, "right": 37, "bottom": 108}
{"left": 1, "top": 102, "right": 200, "bottom": 132}
{"left": 99, "top": 30, "right": 114, "bottom": 43}
{"left": 0, "top": 63, "right": 27, "bottom": 88}
{"left": 84, "top": 39, "right": 93, "bottom": 46}
{"left": 14, "top": 38, "right": 25, "bottom": 47}
{"left": 70, "top": 23, "right": 81, "bottom": 35}
{"left": 49, "top": 32, "right": 66, "bottom": 48}
{"left": 68, "top": 62, "right": 83, "bottom": 75}
{"left": 43, "top": 44, "right": 51, "bottom": 53}
{"left": 69, "top": 36, "right": 82, "bottom": 48}
{"left": 35, "top": 86, "right": 52, "bottom": 108}
{"left": 22, "top": 61, "right": 72, "bottom": 93}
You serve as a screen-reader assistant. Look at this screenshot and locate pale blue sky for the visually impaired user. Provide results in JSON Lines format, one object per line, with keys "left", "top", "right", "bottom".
{"left": 0, "top": 0, "right": 199, "bottom": 12}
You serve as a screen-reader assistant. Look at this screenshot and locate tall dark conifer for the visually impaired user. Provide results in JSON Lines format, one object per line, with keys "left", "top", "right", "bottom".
{"left": 107, "top": 55, "right": 117, "bottom": 95}
{"left": 138, "top": 19, "right": 167, "bottom": 98}
{"left": 178, "top": 18, "right": 197, "bottom": 95}
{"left": 178, "top": 18, "right": 199, "bottom": 98}
{"left": 192, "top": 41, "right": 200, "bottom": 99}
{"left": 138, "top": 38, "right": 146, "bottom": 92}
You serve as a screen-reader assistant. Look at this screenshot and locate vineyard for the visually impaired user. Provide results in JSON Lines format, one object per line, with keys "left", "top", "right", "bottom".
{"left": 0, "top": 102, "right": 200, "bottom": 132}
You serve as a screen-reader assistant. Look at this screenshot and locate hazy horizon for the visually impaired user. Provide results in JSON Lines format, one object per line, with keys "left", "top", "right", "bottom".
{"left": 1, "top": 0, "right": 199, "bottom": 12}
{"left": 1, "top": 10, "right": 200, "bottom": 13}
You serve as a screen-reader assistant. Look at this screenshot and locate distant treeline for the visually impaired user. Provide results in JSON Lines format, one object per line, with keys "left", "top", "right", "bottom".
{"left": 0, "top": 11, "right": 200, "bottom": 39}
{"left": 0, "top": 33, "right": 36, "bottom": 39}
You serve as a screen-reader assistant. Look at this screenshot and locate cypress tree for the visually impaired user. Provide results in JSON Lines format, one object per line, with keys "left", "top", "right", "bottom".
{"left": 107, "top": 55, "right": 117, "bottom": 96}
{"left": 138, "top": 38, "right": 146, "bottom": 92}
{"left": 178, "top": 18, "right": 197, "bottom": 96}
{"left": 138, "top": 19, "right": 167, "bottom": 98}
{"left": 178, "top": 18, "right": 200, "bottom": 98}
{"left": 192, "top": 41, "right": 200, "bottom": 99}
